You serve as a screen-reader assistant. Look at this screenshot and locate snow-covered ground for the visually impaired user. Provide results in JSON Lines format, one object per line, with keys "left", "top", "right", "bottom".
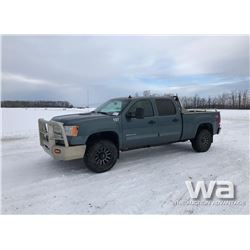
{"left": 1, "top": 108, "right": 249, "bottom": 214}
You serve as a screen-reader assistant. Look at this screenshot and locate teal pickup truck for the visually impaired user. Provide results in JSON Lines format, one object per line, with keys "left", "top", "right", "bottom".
{"left": 39, "top": 96, "right": 221, "bottom": 173}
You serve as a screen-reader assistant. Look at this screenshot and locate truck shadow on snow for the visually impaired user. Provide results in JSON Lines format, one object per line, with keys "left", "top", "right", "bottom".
{"left": 119, "top": 142, "right": 193, "bottom": 164}
{"left": 47, "top": 142, "right": 193, "bottom": 174}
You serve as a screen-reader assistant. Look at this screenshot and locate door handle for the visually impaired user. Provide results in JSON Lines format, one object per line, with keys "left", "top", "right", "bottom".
{"left": 172, "top": 118, "right": 179, "bottom": 122}
{"left": 148, "top": 120, "right": 156, "bottom": 125}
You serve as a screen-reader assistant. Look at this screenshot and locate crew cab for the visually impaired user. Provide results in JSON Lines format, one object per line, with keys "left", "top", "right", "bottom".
{"left": 38, "top": 96, "right": 221, "bottom": 173}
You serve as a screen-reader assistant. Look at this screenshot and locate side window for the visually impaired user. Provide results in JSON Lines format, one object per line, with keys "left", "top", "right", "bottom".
{"left": 155, "top": 99, "right": 176, "bottom": 116}
{"left": 128, "top": 100, "right": 154, "bottom": 117}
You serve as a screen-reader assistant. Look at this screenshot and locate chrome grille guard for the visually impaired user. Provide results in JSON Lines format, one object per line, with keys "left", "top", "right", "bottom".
{"left": 38, "top": 119, "right": 69, "bottom": 147}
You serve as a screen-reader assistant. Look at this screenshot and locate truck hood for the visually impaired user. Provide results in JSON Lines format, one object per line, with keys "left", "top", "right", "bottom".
{"left": 51, "top": 112, "right": 111, "bottom": 125}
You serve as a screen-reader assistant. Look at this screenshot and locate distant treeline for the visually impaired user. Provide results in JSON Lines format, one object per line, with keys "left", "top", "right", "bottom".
{"left": 138, "top": 89, "right": 250, "bottom": 109}
{"left": 2, "top": 89, "right": 250, "bottom": 109}
{"left": 1, "top": 100, "right": 74, "bottom": 108}
{"left": 180, "top": 90, "right": 249, "bottom": 109}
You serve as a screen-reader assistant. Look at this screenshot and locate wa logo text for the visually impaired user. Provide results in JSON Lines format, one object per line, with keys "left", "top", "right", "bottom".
{"left": 185, "top": 181, "right": 235, "bottom": 199}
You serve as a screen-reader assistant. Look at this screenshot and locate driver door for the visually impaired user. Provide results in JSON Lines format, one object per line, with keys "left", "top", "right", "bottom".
{"left": 122, "top": 99, "right": 158, "bottom": 149}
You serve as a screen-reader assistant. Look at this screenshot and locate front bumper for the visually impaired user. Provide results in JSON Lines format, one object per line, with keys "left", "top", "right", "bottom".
{"left": 38, "top": 119, "right": 86, "bottom": 161}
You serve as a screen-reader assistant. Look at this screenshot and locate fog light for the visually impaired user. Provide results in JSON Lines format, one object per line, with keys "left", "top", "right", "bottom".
{"left": 54, "top": 148, "right": 61, "bottom": 154}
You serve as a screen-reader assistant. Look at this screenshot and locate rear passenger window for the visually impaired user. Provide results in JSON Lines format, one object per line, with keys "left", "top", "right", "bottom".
{"left": 128, "top": 100, "right": 154, "bottom": 117}
{"left": 156, "top": 99, "right": 176, "bottom": 116}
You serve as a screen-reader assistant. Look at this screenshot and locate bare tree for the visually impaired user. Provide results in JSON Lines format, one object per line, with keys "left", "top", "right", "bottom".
{"left": 231, "top": 91, "right": 236, "bottom": 109}
{"left": 238, "top": 91, "right": 242, "bottom": 108}
{"left": 242, "top": 90, "right": 248, "bottom": 108}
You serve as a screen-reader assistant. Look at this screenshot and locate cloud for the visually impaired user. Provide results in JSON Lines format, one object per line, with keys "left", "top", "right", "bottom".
{"left": 171, "top": 36, "right": 249, "bottom": 76}
{"left": 162, "top": 78, "right": 250, "bottom": 97}
{"left": 1, "top": 36, "right": 249, "bottom": 106}
{"left": 2, "top": 72, "right": 57, "bottom": 86}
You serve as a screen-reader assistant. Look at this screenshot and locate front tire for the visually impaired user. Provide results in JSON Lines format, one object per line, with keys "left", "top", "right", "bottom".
{"left": 191, "top": 129, "right": 213, "bottom": 152}
{"left": 84, "top": 140, "right": 118, "bottom": 173}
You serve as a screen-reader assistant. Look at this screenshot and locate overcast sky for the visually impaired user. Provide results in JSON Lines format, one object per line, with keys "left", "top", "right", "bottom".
{"left": 1, "top": 35, "right": 249, "bottom": 106}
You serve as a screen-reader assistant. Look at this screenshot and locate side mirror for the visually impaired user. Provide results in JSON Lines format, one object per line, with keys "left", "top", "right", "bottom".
{"left": 135, "top": 107, "right": 144, "bottom": 119}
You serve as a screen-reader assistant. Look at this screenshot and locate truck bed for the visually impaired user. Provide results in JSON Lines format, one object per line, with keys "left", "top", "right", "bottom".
{"left": 181, "top": 109, "right": 220, "bottom": 140}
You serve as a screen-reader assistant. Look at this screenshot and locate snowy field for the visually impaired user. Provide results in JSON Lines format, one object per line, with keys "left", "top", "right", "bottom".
{"left": 1, "top": 108, "right": 249, "bottom": 214}
{"left": 0, "top": 107, "right": 94, "bottom": 139}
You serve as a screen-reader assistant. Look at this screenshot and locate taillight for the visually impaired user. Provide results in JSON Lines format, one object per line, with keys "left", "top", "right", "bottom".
{"left": 215, "top": 113, "right": 221, "bottom": 124}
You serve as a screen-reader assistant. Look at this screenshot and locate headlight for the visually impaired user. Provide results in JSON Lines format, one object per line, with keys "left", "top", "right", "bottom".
{"left": 64, "top": 126, "right": 79, "bottom": 136}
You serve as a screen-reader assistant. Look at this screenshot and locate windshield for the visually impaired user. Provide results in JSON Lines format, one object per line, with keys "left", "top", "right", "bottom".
{"left": 95, "top": 99, "right": 130, "bottom": 116}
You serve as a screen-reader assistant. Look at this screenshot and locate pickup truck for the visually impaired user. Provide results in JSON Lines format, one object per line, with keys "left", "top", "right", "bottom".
{"left": 38, "top": 96, "right": 221, "bottom": 173}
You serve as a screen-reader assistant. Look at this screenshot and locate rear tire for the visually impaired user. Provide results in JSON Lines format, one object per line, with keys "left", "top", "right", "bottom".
{"left": 84, "top": 140, "right": 118, "bottom": 173}
{"left": 191, "top": 129, "right": 213, "bottom": 152}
